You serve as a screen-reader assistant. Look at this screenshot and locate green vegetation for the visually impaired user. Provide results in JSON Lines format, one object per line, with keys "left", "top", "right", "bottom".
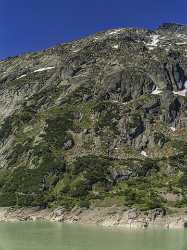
{"left": 0, "top": 97, "right": 186, "bottom": 211}
{"left": 1, "top": 31, "right": 187, "bottom": 214}
{"left": 94, "top": 101, "right": 120, "bottom": 134}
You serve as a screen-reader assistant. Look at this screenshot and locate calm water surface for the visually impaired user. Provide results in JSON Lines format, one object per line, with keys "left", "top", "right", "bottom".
{"left": 0, "top": 222, "right": 186, "bottom": 250}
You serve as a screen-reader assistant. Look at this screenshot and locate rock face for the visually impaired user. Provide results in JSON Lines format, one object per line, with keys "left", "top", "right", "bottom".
{"left": 0, "top": 207, "right": 186, "bottom": 229}
{"left": 0, "top": 23, "right": 187, "bottom": 211}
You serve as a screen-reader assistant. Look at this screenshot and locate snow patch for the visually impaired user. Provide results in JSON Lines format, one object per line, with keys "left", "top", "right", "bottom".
{"left": 151, "top": 87, "right": 162, "bottom": 95}
{"left": 16, "top": 74, "right": 26, "bottom": 80}
{"left": 147, "top": 46, "right": 155, "bottom": 51}
{"left": 111, "top": 100, "right": 127, "bottom": 105}
{"left": 141, "top": 151, "right": 148, "bottom": 157}
{"left": 173, "top": 81, "right": 187, "bottom": 96}
{"left": 173, "top": 89, "right": 187, "bottom": 96}
{"left": 147, "top": 35, "right": 160, "bottom": 49}
{"left": 170, "top": 127, "right": 176, "bottom": 132}
{"left": 151, "top": 35, "right": 160, "bottom": 46}
{"left": 176, "top": 34, "right": 187, "bottom": 39}
{"left": 72, "top": 48, "right": 81, "bottom": 53}
{"left": 112, "top": 45, "right": 119, "bottom": 49}
{"left": 34, "top": 67, "right": 55, "bottom": 73}
{"left": 176, "top": 42, "right": 187, "bottom": 45}
{"left": 184, "top": 81, "right": 187, "bottom": 88}
{"left": 108, "top": 29, "right": 123, "bottom": 35}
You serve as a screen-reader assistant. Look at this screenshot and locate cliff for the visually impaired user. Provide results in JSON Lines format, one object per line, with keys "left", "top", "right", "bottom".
{"left": 0, "top": 23, "right": 187, "bottom": 215}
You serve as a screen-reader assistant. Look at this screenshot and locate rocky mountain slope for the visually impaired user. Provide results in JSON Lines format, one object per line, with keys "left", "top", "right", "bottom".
{"left": 0, "top": 23, "right": 187, "bottom": 212}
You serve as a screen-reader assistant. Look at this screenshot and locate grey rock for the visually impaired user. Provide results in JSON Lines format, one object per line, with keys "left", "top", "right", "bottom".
{"left": 148, "top": 208, "right": 166, "bottom": 221}
{"left": 128, "top": 209, "right": 140, "bottom": 220}
{"left": 53, "top": 207, "right": 66, "bottom": 217}
{"left": 1, "top": 23, "right": 187, "bottom": 209}
{"left": 83, "top": 94, "right": 92, "bottom": 101}
{"left": 63, "top": 139, "right": 74, "bottom": 150}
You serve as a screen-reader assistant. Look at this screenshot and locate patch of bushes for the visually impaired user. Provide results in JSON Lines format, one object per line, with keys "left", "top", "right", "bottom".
{"left": 115, "top": 177, "right": 165, "bottom": 210}
{"left": 50, "top": 155, "right": 113, "bottom": 208}
{"left": 179, "top": 169, "right": 187, "bottom": 188}
{"left": 44, "top": 109, "right": 74, "bottom": 148}
{"left": 70, "top": 155, "right": 112, "bottom": 185}
{"left": 0, "top": 150, "right": 66, "bottom": 207}
{"left": 93, "top": 101, "right": 120, "bottom": 133}
{"left": 0, "top": 116, "right": 13, "bottom": 141}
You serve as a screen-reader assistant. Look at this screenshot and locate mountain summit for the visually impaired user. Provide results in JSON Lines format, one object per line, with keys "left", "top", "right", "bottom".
{"left": 158, "top": 22, "right": 187, "bottom": 33}
{"left": 0, "top": 24, "right": 187, "bottom": 212}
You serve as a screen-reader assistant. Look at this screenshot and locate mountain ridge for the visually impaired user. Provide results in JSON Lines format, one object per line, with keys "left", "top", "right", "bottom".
{"left": 1, "top": 22, "right": 187, "bottom": 61}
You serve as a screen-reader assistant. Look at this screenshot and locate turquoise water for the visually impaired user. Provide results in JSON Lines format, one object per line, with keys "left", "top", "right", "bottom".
{"left": 0, "top": 222, "right": 186, "bottom": 250}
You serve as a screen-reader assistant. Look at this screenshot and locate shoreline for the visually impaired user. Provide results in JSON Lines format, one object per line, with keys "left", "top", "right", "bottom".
{"left": 0, "top": 207, "right": 186, "bottom": 229}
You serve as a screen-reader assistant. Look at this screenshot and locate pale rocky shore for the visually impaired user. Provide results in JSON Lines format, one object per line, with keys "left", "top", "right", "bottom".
{"left": 0, "top": 207, "right": 186, "bottom": 229}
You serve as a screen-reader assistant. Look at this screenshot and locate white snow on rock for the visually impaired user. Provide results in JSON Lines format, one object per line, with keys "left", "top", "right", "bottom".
{"left": 151, "top": 87, "right": 162, "bottom": 95}
{"left": 112, "top": 45, "right": 119, "bottom": 49}
{"left": 173, "top": 89, "right": 187, "bottom": 96}
{"left": 170, "top": 127, "right": 176, "bottom": 132}
{"left": 141, "top": 151, "right": 148, "bottom": 157}
{"left": 34, "top": 67, "right": 55, "bottom": 73}
{"left": 151, "top": 35, "right": 160, "bottom": 46}
{"left": 147, "top": 35, "right": 160, "bottom": 50}
{"left": 72, "top": 49, "right": 80, "bottom": 53}
{"left": 173, "top": 88, "right": 187, "bottom": 96}
{"left": 176, "top": 34, "right": 187, "bottom": 39}
{"left": 111, "top": 100, "right": 128, "bottom": 105}
{"left": 16, "top": 74, "right": 27, "bottom": 80}
{"left": 108, "top": 29, "right": 123, "bottom": 35}
{"left": 177, "top": 34, "right": 184, "bottom": 38}
{"left": 173, "top": 82, "right": 187, "bottom": 96}
{"left": 147, "top": 46, "right": 155, "bottom": 51}
{"left": 176, "top": 42, "right": 187, "bottom": 46}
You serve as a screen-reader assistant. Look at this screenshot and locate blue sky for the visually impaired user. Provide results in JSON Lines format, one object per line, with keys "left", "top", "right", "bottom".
{"left": 1, "top": 0, "right": 187, "bottom": 59}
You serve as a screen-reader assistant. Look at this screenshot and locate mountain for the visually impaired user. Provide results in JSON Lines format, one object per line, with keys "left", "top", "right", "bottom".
{"left": 0, "top": 23, "right": 187, "bottom": 212}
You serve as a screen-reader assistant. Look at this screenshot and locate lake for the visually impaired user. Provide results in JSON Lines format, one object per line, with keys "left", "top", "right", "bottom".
{"left": 0, "top": 222, "right": 186, "bottom": 250}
